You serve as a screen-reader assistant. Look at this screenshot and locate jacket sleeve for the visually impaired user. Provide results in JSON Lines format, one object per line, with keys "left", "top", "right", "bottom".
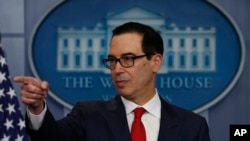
{"left": 25, "top": 105, "right": 87, "bottom": 141}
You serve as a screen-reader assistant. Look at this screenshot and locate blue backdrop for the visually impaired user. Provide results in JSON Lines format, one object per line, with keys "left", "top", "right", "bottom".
{"left": 0, "top": 0, "right": 249, "bottom": 141}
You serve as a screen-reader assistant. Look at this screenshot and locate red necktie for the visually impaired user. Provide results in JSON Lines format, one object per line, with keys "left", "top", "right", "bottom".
{"left": 131, "top": 107, "right": 146, "bottom": 141}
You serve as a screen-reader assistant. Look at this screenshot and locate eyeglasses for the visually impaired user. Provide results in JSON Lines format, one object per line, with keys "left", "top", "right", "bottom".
{"left": 102, "top": 54, "right": 148, "bottom": 69}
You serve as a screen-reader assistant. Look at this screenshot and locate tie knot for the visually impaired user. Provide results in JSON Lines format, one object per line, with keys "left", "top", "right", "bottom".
{"left": 133, "top": 107, "right": 146, "bottom": 118}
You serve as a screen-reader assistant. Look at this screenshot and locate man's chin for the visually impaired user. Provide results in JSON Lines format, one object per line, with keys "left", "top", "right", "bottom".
{"left": 116, "top": 88, "right": 131, "bottom": 97}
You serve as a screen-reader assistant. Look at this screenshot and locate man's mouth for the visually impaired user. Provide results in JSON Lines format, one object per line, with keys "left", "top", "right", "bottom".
{"left": 115, "top": 80, "right": 128, "bottom": 87}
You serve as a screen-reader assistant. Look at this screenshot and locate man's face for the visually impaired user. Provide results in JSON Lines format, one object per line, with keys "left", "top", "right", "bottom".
{"left": 108, "top": 32, "right": 161, "bottom": 102}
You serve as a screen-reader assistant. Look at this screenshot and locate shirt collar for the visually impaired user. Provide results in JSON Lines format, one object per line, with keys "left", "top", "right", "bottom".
{"left": 121, "top": 89, "right": 161, "bottom": 119}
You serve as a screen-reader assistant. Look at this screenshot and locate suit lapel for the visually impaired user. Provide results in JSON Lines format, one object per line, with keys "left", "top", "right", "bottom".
{"left": 102, "top": 96, "right": 183, "bottom": 141}
{"left": 158, "top": 99, "right": 182, "bottom": 141}
{"left": 102, "top": 96, "right": 131, "bottom": 141}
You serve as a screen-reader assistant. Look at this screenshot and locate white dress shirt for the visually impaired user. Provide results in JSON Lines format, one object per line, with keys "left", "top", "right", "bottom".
{"left": 121, "top": 90, "right": 161, "bottom": 141}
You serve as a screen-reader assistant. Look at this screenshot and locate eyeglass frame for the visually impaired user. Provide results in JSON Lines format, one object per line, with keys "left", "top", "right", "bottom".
{"left": 102, "top": 54, "right": 150, "bottom": 69}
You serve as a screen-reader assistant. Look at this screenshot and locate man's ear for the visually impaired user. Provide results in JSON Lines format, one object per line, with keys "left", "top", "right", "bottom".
{"left": 151, "top": 54, "right": 162, "bottom": 73}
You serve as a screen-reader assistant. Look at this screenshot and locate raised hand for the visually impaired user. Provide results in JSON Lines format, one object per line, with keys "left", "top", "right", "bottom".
{"left": 14, "top": 76, "right": 49, "bottom": 115}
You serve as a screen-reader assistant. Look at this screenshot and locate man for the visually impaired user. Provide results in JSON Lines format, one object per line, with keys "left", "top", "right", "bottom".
{"left": 14, "top": 22, "right": 210, "bottom": 141}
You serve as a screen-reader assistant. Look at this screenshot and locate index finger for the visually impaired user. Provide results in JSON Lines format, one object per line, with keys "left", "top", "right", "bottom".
{"left": 14, "top": 76, "right": 44, "bottom": 88}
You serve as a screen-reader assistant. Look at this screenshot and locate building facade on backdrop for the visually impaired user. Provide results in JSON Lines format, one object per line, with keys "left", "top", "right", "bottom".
{"left": 57, "top": 7, "right": 216, "bottom": 73}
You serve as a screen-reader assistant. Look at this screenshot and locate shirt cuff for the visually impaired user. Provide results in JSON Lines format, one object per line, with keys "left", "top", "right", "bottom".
{"left": 27, "top": 101, "right": 47, "bottom": 130}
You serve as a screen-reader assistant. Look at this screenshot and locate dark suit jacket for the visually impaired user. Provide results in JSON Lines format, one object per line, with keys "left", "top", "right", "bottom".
{"left": 26, "top": 95, "right": 210, "bottom": 141}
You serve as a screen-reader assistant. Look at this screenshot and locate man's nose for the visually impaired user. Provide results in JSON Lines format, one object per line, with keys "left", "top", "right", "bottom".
{"left": 113, "top": 61, "right": 125, "bottom": 73}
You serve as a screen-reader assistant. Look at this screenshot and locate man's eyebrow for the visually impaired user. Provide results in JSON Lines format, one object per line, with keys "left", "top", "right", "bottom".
{"left": 122, "top": 52, "right": 136, "bottom": 56}
{"left": 108, "top": 52, "right": 136, "bottom": 58}
{"left": 107, "top": 55, "right": 115, "bottom": 58}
